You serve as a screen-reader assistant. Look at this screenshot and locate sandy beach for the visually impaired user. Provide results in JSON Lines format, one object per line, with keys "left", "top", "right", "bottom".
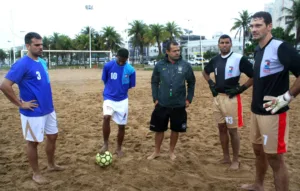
{"left": 0, "top": 68, "right": 299, "bottom": 191}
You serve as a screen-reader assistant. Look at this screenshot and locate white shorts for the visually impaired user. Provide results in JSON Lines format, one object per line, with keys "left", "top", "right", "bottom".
{"left": 20, "top": 111, "right": 58, "bottom": 142}
{"left": 103, "top": 98, "right": 128, "bottom": 125}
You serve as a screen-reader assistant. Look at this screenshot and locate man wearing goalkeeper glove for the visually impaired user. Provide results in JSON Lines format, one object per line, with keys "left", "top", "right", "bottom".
{"left": 202, "top": 34, "right": 253, "bottom": 170}
{"left": 241, "top": 12, "right": 300, "bottom": 191}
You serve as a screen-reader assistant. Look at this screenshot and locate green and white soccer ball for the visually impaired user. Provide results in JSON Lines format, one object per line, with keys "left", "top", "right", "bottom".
{"left": 96, "top": 151, "right": 113, "bottom": 167}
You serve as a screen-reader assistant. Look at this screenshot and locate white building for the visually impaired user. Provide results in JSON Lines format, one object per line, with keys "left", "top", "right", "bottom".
{"left": 181, "top": 38, "right": 243, "bottom": 60}
{"left": 148, "top": 46, "right": 160, "bottom": 57}
{"left": 265, "top": 0, "right": 295, "bottom": 34}
{"left": 264, "top": 2, "right": 274, "bottom": 15}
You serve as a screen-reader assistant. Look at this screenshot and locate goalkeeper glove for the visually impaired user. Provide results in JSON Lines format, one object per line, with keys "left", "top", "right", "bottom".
{"left": 225, "top": 85, "right": 247, "bottom": 98}
{"left": 263, "top": 91, "right": 294, "bottom": 114}
{"left": 208, "top": 79, "right": 218, "bottom": 97}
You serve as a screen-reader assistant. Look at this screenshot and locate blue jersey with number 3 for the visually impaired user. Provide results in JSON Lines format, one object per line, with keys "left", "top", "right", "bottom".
{"left": 5, "top": 56, "right": 54, "bottom": 117}
{"left": 102, "top": 60, "right": 136, "bottom": 101}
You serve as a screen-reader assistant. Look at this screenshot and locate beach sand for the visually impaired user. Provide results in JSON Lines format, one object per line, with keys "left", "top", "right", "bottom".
{"left": 0, "top": 69, "right": 299, "bottom": 191}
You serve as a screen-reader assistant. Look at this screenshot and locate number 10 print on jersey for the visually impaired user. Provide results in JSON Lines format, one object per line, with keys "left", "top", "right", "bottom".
{"left": 111, "top": 72, "right": 118, "bottom": 80}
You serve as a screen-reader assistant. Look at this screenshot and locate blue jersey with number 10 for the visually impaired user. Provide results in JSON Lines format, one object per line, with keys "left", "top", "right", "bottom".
{"left": 102, "top": 60, "right": 136, "bottom": 101}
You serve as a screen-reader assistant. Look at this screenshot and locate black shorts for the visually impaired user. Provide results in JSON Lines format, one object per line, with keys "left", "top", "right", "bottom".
{"left": 150, "top": 104, "right": 187, "bottom": 132}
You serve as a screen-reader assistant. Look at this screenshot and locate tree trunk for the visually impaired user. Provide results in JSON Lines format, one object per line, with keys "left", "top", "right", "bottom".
{"left": 169, "top": 33, "right": 173, "bottom": 41}
{"left": 140, "top": 45, "right": 144, "bottom": 64}
{"left": 242, "top": 30, "right": 245, "bottom": 55}
{"left": 133, "top": 47, "right": 136, "bottom": 65}
{"left": 48, "top": 52, "right": 50, "bottom": 68}
{"left": 157, "top": 39, "right": 162, "bottom": 56}
{"left": 70, "top": 53, "right": 73, "bottom": 66}
{"left": 296, "top": 25, "right": 300, "bottom": 48}
{"left": 56, "top": 53, "right": 59, "bottom": 67}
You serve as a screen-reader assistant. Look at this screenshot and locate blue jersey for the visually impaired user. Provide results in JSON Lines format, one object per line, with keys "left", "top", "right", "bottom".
{"left": 102, "top": 60, "right": 136, "bottom": 101}
{"left": 5, "top": 56, "right": 54, "bottom": 117}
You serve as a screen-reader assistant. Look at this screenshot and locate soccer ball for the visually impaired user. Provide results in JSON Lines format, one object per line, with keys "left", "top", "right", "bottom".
{"left": 95, "top": 151, "right": 113, "bottom": 167}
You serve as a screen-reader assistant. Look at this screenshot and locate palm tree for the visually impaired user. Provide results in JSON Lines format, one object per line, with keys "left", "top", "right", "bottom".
{"left": 49, "top": 33, "right": 73, "bottom": 64}
{"left": 57, "top": 35, "right": 73, "bottom": 50}
{"left": 49, "top": 33, "right": 60, "bottom": 65}
{"left": 148, "top": 24, "right": 167, "bottom": 56}
{"left": 42, "top": 36, "right": 53, "bottom": 67}
{"left": 81, "top": 26, "right": 96, "bottom": 37}
{"left": 128, "top": 36, "right": 139, "bottom": 63}
{"left": 50, "top": 32, "right": 60, "bottom": 50}
{"left": 165, "top": 21, "right": 183, "bottom": 41}
{"left": 42, "top": 36, "right": 51, "bottom": 50}
{"left": 101, "top": 26, "right": 123, "bottom": 53}
{"left": 0, "top": 49, "right": 7, "bottom": 64}
{"left": 94, "top": 32, "right": 103, "bottom": 50}
{"left": 73, "top": 34, "right": 89, "bottom": 64}
{"left": 58, "top": 35, "right": 73, "bottom": 65}
{"left": 73, "top": 34, "right": 89, "bottom": 50}
{"left": 230, "top": 10, "right": 251, "bottom": 55}
{"left": 280, "top": 0, "right": 300, "bottom": 46}
{"left": 80, "top": 26, "right": 97, "bottom": 51}
{"left": 128, "top": 20, "right": 148, "bottom": 63}
{"left": 272, "top": 27, "right": 295, "bottom": 44}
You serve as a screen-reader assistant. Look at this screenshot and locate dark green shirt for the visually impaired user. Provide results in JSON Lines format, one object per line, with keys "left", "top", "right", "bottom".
{"left": 151, "top": 57, "right": 196, "bottom": 108}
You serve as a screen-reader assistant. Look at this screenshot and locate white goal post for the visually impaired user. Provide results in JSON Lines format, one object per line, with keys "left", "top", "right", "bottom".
{"left": 21, "top": 50, "right": 112, "bottom": 69}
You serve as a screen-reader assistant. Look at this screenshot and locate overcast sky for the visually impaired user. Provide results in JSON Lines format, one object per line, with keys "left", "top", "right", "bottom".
{"left": 0, "top": 0, "right": 273, "bottom": 49}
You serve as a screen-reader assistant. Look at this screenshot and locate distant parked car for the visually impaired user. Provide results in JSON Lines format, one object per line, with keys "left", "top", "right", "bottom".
{"left": 194, "top": 57, "right": 209, "bottom": 65}
{"left": 141, "top": 59, "right": 149, "bottom": 64}
{"left": 99, "top": 57, "right": 109, "bottom": 64}
{"left": 148, "top": 60, "right": 157, "bottom": 65}
{"left": 187, "top": 59, "right": 197, "bottom": 65}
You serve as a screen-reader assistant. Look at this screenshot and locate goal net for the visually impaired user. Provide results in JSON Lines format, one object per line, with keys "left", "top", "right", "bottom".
{"left": 21, "top": 50, "right": 112, "bottom": 69}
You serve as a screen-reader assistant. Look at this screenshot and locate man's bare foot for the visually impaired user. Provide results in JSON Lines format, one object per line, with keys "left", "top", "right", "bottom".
{"left": 241, "top": 184, "right": 264, "bottom": 191}
{"left": 32, "top": 174, "right": 49, "bottom": 185}
{"left": 147, "top": 152, "right": 160, "bottom": 160}
{"left": 115, "top": 150, "right": 124, "bottom": 157}
{"left": 99, "top": 145, "right": 108, "bottom": 154}
{"left": 218, "top": 158, "right": 231, "bottom": 164}
{"left": 229, "top": 161, "right": 240, "bottom": 170}
{"left": 169, "top": 152, "right": 176, "bottom": 161}
{"left": 47, "top": 164, "right": 65, "bottom": 172}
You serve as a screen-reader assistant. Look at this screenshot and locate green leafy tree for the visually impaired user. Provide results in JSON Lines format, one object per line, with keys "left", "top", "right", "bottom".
{"left": 73, "top": 34, "right": 89, "bottom": 50}
{"left": 50, "top": 33, "right": 73, "bottom": 64}
{"left": 128, "top": 20, "right": 148, "bottom": 63}
{"left": 80, "top": 26, "right": 98, "bottom": 50}
{"left": 101, "top": 26, "right": 123, "bottom": 53}
{"left": 148, "top": 24, "right": 167, "bottom": 56}
{"left": 94, "top": 33, "right": 104, "bottom": 50}
{"left": 81, "top": 26, "right": 97, "bottom": 37}
{"left": 165, "top": 21, "right": 183, "bottom": 41}
{"left": 279, "top": 0, "right": 300, "bottom": 46}
{"left": 42, "top": 36, "right": 51, "bottom": 50}
{"left": 272, "top": 27, "right": 295, "bottom": 44}
{"left": 0, "top": 49, "right": 8, "bottom": 63}
{"left": 203, "top": 50, "right": 218, "bottom": 60}
{"left": 49, "top": 33, "right": 60, "bottom": 50}
{"left": 244, "top": 41, "right": 258, "bottom": 56}
{"left": 57, "top": 35, "right": 73, "bottom": 50}
{"left": 73, "top": 34, "right": 89, "bottom": 64}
